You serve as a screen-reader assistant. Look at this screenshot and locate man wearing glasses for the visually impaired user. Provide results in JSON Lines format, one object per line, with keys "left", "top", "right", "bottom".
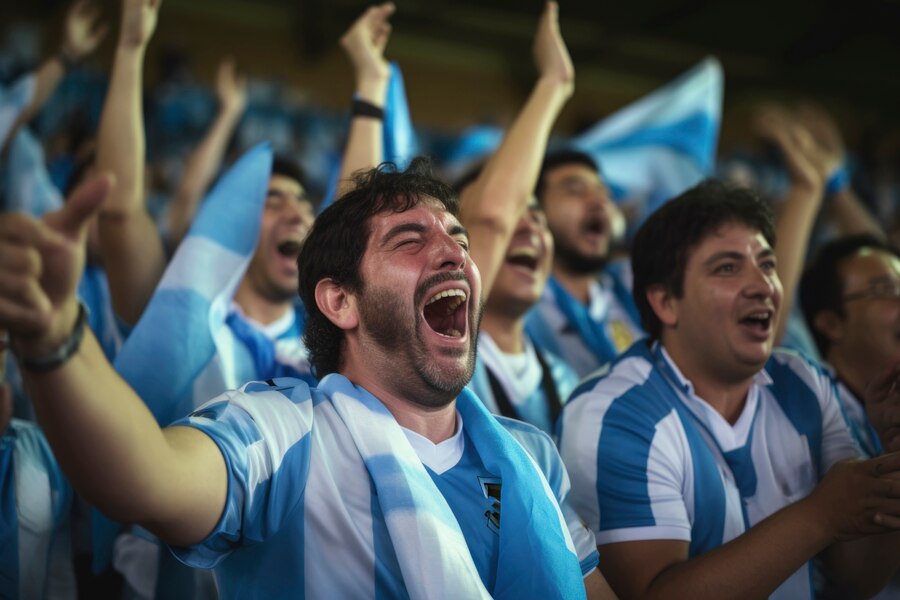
{"left": 801, "top": 234, "right": 900, "bottom": 457}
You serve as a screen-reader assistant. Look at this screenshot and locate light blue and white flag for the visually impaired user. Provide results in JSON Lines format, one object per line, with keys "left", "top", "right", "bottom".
{"left": 320, "top": 61, "right": 420, "bottom": 211}
{"left": 113, "top": 143, "right": 273, "bottom": 427}
{"left": 573, "top": 56, "right": 723, "bottom": 228}
{"left": 0, "top": 74, "right": 35, "bottom": 150}
{"left": 3, "top": 127, "right": 63, "bottom": 216}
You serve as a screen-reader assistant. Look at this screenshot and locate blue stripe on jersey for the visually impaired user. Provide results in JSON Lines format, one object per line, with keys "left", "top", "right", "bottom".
{"left": 667, "top": 400, "right": 732, "bottom": 555}
{"left": 371, "top": 478, "right": 409, "bottom": 600}
{"left": 588, "top": 343, "right": 730, "bottom": 555}
{"left": 766, "top": 355, "right": 824, "bottom": 476}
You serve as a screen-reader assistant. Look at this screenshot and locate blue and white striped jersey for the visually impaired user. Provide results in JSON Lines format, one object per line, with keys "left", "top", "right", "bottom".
{"left": 172, "top": 375, "right": 598, "bottom": 599}
{"left": 468, "top": 332, "right": 578, "bottom": 435}
{"left": 559, "top": 341, "right": 860, "bottom": 600}
{"left": 1, "top": 419, "right": 75, "bottom": 600}
{"left": 525, "top": 269, "right": 643, "bottom": 379}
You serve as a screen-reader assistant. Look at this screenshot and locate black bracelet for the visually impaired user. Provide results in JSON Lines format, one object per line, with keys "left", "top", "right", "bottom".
{"left": 351, "top": 98, "right": 385, "bottom": 120}
{"left": 17, "top": 303, "right": 88, "bottom": 372}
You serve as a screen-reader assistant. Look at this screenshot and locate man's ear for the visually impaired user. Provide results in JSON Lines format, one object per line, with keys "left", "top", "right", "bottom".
{"left": 314, "top": 278, "right": 359, "bottom": 331}
{"left": 813, "top": 309, "right": 844, "bottom": 345}
{"left": 646, "top": 284, "right": 678, "bottom": 329}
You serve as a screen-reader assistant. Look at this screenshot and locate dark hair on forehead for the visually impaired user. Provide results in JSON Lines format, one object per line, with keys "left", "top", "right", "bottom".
{"left": 297, "top": 156, "right": 458, "bottom": 376}
{"left": 271, "top": 154, "right": 309, "bottom": 190}
{"left": 631, "top": 179, "right": 776, "bottom": 341}
{"left": 535, "top": 149, "right": 600, "bottom": 201}
{"left": 800, "top": 234, "right": 899, "bottom": 356}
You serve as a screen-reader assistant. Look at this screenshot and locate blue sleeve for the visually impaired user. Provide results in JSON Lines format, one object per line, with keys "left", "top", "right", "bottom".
{"left": 169, "top": 382, "right": 315, "bottom": 568}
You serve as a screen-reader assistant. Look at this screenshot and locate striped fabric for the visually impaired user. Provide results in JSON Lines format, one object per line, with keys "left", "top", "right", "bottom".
{"left": 573, "top": 57, "right": 723, "bottom": 229}
{"left": 559, "top": 341, "right": 860, "bottom": 600}
{"left": 174, "top": 375, "right": 589, "bottom": 599}
{"left": 114, "top": 142, "right": 273, "bottom": 425}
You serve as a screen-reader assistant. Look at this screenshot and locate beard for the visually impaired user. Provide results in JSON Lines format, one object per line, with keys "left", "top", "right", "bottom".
{"left": 553, "top": 236, "right": 609, "bottom": 275}
{"left": 357, "top": 277, "right": 481, "bottom": 407}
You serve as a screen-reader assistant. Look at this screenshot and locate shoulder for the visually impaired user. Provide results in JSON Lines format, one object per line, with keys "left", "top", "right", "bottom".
{"left": 497, "top": 416, "right": 567, "bottom": 491}
{"left": 765, "top": 349, "right": 835, "bottom": 401}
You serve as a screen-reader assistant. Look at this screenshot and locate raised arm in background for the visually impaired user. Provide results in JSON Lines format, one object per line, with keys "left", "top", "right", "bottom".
{"left": 166, "top": 58, "right": 247, "bottom": 248}
{"left": 459, "top": 0, "right": 574, "bottom": 298}
{"left": 754, "top": 105, "right": 828, "bottom": 344}
{"left": 95, "top": 0, "right": 167, "bottom": 325}
{"left": 795, "top": 103, "right": 886, "bottom": 240}
{"left": 1, "top": 0, "right": 107, "bottom": 151}
{"left": 336, "top": 2, "right": 395, "bottom": 196}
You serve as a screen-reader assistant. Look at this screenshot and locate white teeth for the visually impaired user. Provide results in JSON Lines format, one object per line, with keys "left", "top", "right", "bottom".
{"left": 444, "top": 328, "right": 462, "bottom": 338}
{"left": 508, "top": 247, "right": 537, "bottom": 259}
{"left": 425, "top": 288, "right": 467, "bottom": 306}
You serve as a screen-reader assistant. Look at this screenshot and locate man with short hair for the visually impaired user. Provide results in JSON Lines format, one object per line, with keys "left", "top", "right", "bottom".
{"left": 559, "top": 179, "right": 900, "bottom": 599}
{"left": 800, "top": 234, "right": 900, "bottom": 457}
{"left": 0, "top": 157, "right": 613, "bottom": 598}
{"left": 526, "top": 150, "right": 642, "bottom": 378}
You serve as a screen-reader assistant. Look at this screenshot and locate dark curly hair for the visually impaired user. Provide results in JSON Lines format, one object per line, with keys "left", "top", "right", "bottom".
{"left": 297, "top": 157, "right": 459, "bottom": 377}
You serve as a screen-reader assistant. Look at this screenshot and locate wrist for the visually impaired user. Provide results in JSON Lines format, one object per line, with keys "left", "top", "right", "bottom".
{"left": 12, "top": 300, "right": 83, "bottom": 363}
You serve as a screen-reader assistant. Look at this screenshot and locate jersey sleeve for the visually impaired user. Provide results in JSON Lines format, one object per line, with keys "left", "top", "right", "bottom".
{"left": 169, "top": 380, "right": 315, "bottom": 568}
{"left": 560, "top": 374, "right": 694, "bottom": 547}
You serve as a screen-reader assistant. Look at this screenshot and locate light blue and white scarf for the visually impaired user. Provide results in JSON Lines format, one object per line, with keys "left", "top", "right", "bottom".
{"left": 3, "top": 127, "right": 63, "bottom": 216}
{"left": 325, "top": 374, "right": 585, "bottom": 599}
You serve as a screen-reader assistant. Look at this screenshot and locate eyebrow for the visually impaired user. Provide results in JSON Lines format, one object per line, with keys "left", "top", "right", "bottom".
{"left": 379, "top": 222, "right": 470, "bottom": 247}
{"left": 704, "top": 247, "right": 775, "bottom": 267}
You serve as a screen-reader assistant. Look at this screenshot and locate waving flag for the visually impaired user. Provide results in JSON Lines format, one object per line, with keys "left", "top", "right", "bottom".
{"left": 442, "top": 124, "right": 504, "bottom": 184}
{"left": 320, "top": 61, "right": 420, "bottom": 211}
{"left": 114, "top": 143, "right": 273, "bottom": 426}
{"left": 573, "top": 56, "right": 723, "bottom": 229}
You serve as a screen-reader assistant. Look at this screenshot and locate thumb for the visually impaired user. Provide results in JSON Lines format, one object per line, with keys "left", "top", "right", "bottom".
{"left": 43, "top": 172, "right": 115, "bottom": 239}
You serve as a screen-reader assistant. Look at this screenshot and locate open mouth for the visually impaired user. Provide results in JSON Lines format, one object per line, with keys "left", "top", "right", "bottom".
{"left": 583, "top": 216, "right": 606, "bottom": 236}
{"left": 277, "top": 239, "right": 303, "bottom": 260}
{"left": 506, "top": 248, "right": 539, "bottom": 272}
{"left": 739, "top": 310, "right": 773, "bottom": 332}
{"left": 423, "top": 288, "right": 468, "bottom": 338}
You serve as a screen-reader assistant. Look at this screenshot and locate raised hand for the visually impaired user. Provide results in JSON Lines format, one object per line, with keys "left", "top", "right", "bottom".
{"left": 0, "top": 175, "right": 113, "bottom": 357}
{"left": 754, "top": 104, "right": 828, "bottom": 194}
{"left": 61, "top": 0, "right": 109, "bottom": 62}
{"left": 340, "top": 2, "right": 395, "bottom": 84}
{"left": 794, "top": 102, "right": 846, "bottom": 178}
{"left": 216, "top": 58, "right": 247, "bottom": 116}
{"left": 533, "top": 1, "right": 574, "bottom": 91}
{"left": 118, "top": 0, "right": 162, "bottom": 50}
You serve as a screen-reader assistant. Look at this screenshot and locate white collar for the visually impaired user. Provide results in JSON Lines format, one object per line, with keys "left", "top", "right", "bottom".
{"left": 400, "top": 412, "right": 465, "bottom": 475}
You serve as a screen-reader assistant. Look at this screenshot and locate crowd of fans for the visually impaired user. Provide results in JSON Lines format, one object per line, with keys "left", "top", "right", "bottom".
{"left": 1, "top": 1, "right": 899, "bottom": 599}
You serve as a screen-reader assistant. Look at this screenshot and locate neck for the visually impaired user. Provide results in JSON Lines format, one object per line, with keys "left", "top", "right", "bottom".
{"left": 341, "top": 345, "right": 459, "bottom": 444}
{"left": 481, "top": 309, "right": 527, "bottom": 354}
{"left": 551, "top": 265, "right": 594, "bottom": 304}
{"left": 661, "top": 339, "right": 753, "bottom": 425}
{"left": 233, "top": 280, "right": 292, "bottom": 325}
{"left": 827, "top": 351, "right": 873, "bottom": 401}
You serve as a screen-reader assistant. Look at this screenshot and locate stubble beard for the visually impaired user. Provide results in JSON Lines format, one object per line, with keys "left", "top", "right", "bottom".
{"left": 358, "top": 282, "right": 481, "bottom": 408}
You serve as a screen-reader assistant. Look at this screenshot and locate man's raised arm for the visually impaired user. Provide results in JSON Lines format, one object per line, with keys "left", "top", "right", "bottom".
{"left": 0, "top": 174, "right": 227, "bottom": 547}
{"left": 95, "top": 0, "right": 167, "bottom": 325}
{"left": 336, "top": 2, "right": 395, "bottom": 196}
{"left": 459, "top": 1, "right": 574, "bottom": 297}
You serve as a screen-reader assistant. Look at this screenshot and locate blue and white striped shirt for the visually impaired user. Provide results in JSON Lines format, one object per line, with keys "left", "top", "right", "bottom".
{"left": 173, "top": 375, "right": 598, "bottom": 598}
{"left": 559, "top": 341, "right": 860, "bottom": 600}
